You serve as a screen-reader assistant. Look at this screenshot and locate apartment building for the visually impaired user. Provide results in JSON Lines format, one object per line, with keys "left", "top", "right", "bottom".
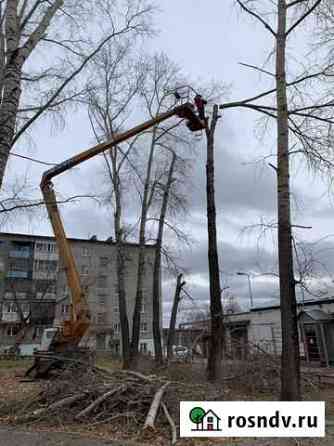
{"left": 0, "top": 232, "right": 160, "bottom": 355}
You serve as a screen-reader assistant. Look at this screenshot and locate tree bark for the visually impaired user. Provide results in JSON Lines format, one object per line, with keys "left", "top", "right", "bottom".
{"left": 167, "top": 273, "right": 185, "bottom": 360}
{"left": 0, "top": 0, "right": 63, "bottom": 190}
{"left": 110, "top": 148, "right": 130, "bottom": 369}
{"left": 143, "top": 382, "right": 170, "bottom": 430}
{"left": 205, "top": 105, "right": 224, "bottom": 382}
{"left": 276, "top": 0, "right": 300, "bottom": 400}
{"left": 152, "top": 151, "right": 177, "bottom": 364}
{"left": 130, "top": 125, "right": 158, "bottom": 365}
{"left": 0, "top": 0, "right": 22, "bottom": 189}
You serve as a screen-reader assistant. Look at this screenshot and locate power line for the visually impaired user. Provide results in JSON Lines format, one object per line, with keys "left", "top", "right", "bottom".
{"left": 11, "top": 152, "right": 57, "bottom": 166}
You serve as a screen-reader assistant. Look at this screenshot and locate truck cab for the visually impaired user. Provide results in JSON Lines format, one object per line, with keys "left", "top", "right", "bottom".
{"left": 40, "top": 327, "right": 58, "bottom": 352}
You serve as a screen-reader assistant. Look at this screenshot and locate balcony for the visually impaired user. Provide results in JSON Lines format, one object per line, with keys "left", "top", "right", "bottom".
{"left": 1, "top": 311, "right": 29, "bottom": 323}
{"left": 1, "top": 313, "right": 20, "bottom": 323}
{"left": 7, "top": 271, "right": 28, "bottom": 279}
{"left": 9, "top": 250, "right": 31, "bottom": 259}
{"left": 33, "top": 271, "right": 57, "bottom": 280}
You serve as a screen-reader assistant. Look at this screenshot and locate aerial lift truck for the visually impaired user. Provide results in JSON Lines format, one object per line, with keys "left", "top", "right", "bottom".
{"left": 26, "top": 100, "right": 205, "bottom": 378}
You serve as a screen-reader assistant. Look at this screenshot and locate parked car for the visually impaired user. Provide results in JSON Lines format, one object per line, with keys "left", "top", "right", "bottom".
{"left": 173, "top": 345, "right": 191, "bottom": 360}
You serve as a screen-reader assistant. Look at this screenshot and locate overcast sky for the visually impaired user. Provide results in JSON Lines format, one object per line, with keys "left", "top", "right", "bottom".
{"left": 3, "top": 1, "right": 334, "bottom": 325}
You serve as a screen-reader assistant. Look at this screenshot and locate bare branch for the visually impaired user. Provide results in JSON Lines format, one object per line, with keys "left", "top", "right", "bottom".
{"left": 236, "top": 0, "right": 277, "bottom": 36}
{"left": 286, "top": 0, "right": 322, "bottom": 36}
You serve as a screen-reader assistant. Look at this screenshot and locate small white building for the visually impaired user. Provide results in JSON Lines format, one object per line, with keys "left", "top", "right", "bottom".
{"left": 179, "top": 298, "right": 334, "bottom": 367}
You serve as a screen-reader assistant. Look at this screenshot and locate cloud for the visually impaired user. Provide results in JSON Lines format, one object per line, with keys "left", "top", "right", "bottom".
{"left": 187, "top": 127, "right": 278, "bottom": 218}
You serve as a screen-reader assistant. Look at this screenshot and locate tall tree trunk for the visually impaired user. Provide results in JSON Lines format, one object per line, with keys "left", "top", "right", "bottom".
{"left": 276, "top": 0, "right": 300, "bottom": 400}
{"left": 130, "top": 126, "right": 158, "bottom": 365}
{"left": 152, "top": 151, "right": 176, "bottom": 364}
{"left": 110, "top": 148, "right": 130, "bottom": 369}
{"left": 205, "top": 105, "right": 224, "bottom": 382}
{"left": 0, "top": 0, "right": 63, "bottom": 189}
{"left": 167, "top": 273, "right": 185, "bottom": 360}
{"left": 116, "top": 243, "right": 130, "bottom": 368}
{"left": 0, "top": 0, "right": 22, "bottom": 189}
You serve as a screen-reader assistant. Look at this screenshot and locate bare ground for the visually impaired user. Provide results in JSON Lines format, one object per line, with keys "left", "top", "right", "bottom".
{"left": 0, "top": 360, "right": 333, "bottom": 446}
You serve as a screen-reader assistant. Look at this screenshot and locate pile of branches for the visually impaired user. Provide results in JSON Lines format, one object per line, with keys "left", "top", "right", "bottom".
{"left": 11, "top": 365, "right": 178, "bottom": 444}
{"left": 224, "top": 340, "right": 320, "bottom": 394}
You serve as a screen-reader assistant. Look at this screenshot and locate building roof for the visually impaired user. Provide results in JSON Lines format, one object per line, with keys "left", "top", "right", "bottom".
{"left": 0, "top": 232, "right": 156, "bottom": 250}
{"left": 251, "top": 297, "right": 334, "bottom": 312}
{"left": 298, "top": 309, "right": 334, "bottom": 322}
{"left": 178, "top": 298, "right": 334, "bottom": 329}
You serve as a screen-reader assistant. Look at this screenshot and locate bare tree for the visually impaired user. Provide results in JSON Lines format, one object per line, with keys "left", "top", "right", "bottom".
{"left": 204, "top": 104, "right": 224, "bottom": 381}
{"left": 274, "top": 0, "right": 301, "bottom": 401}
{"left": 0, "top": 0, "right": 153, "bottom": 191}
{"left": 231, "top": 0, "right": 334, "bottom": 400}
{"left": 129, "top": 54, "right": 195, "bottom": 364}
{"left": 87, "top": 50, "right": 195, "bottom": 367}
{"left": 152, "top": 149, "right": 176, "bottom": 364}
{"left": 87, "top": 39, "right": 145, "bottom": 368}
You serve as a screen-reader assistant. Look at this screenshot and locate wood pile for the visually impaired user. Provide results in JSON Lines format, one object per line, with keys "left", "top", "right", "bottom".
{"left": 11, "top": 364, "right": 179, "bottom": 444}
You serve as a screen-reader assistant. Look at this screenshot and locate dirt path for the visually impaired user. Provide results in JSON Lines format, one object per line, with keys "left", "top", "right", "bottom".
{"left": 0, "top": 427, "right": 143, "bottom": 446}
{"left": 1, "top": 427, "right": 333, "bottom": 446}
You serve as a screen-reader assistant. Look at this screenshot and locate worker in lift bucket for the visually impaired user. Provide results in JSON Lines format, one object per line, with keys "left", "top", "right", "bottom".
{"left": 194, "top": 94, "right": 207, "bottom": 121}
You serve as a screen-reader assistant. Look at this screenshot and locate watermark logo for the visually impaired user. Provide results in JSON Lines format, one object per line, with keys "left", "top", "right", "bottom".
{"left": 189, "top": 406, "right": 222, "bottom": 432}
{"left": 181, "top": 401, "right": 325, "bottom": 437}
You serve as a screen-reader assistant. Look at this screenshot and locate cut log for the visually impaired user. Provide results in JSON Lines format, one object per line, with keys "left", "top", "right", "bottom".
{"left": 162, "top": 402, "right": 177, "bottom": 445}
{"left": 30, "top": 393, "right": 86, "bottom": 417}
{"left": 143, "top": 382, "right": 169, "bottom": 430}
{"left": 120, "top": 370, "right": 156, "bottom": 382}
{"left": 75, "top": 386, "right": 124, "bottom": 420}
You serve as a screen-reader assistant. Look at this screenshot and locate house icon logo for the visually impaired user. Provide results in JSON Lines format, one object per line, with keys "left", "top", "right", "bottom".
{"left": 189, "top": 406, "right": 222, "bottom": 431}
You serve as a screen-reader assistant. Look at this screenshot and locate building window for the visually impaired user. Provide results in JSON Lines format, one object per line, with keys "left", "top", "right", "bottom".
{"left": 99, "top": 295, "right": 106, "bottom": 305}
{"left": 6, "top": 326, "right": 19, "bottom": 336}
{"left": 99, "top": 257, "right": 109, "bottom": 267}
{"left": 140, "top": 322, "right": 148, "bottom": 333}
{"left": 7, "top": 302, "right": 30, "bottom": 314}
{"left": 48, "top": 243, "right": 57, "bottom": 253}
{"left": 34, "top": 260, "right": 58, "bottom": 272}
{"left": 47, "top": 284, "right": 57, "bottom": 294}
{"left": 36, "top": 243, "right": 45, "bottom": 252}
{"left": 97, "top": 313, "right": 106, "bottom": 324}
{"left": 140, "top": 342, "right": 147, "bottom": 353}
{"left": 4, "top": 292, "right": 14, "bottom": 299}
{"left": 81, "top": 265, "right": 89, "bottom": 275}
{"left": 113, "top": 322, "right": 120, "bottom": 334}
{"left": 81, "top": 247, "right": 90, "bottom": 257}
{"left": 36, "top": 242, "right": 57, "bottom": 253}
{"left": 61, "top": 304, "right": 70, "bottom": 314}
{"left": 21, "top": 303, "right": 30, "bottom": 313}
{"left": 97, "top": 275, "right": 107, "bottom": 288}
{"left": 34, "top": 327, "right": 44, "bottom": 338}
{"left": 141, "top": 298, "right": 146, "bottom": 314}
{"left": 3, "top": 302, "right": 18, "bottom": 313}
{"left": 37, "top": 285, "right": 57, "bottom": 299}
{"left": 9, "top": 260, "right": 28, "bottom": 272}
{"left": 113, "top": 304, "right": 119, "bottom": 314}
{"left": 16, "top": 292, "right": 27, "bottom": 300}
